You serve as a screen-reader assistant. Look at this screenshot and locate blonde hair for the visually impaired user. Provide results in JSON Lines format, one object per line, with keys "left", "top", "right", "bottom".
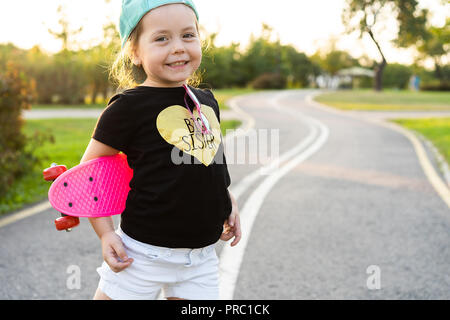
{"left": 109, "top": 18, "right": 205, "bottom": 91}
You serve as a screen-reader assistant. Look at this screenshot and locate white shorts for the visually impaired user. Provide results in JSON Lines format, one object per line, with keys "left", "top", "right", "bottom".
{"left": 96, "top": 227, "right": 220, "bottom": 300}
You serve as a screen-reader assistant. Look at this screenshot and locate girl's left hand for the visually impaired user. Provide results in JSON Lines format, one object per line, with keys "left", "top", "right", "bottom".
{"left": 220, "top": 207, "right": 241, "bottom": 247}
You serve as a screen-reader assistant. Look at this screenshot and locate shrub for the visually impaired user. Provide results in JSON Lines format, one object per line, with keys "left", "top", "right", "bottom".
{"left": 420, "top": 81, "right": 450, "bottom": 91}
{"left": 0, "top": 62, "right": 53, "bottom": 199}
{"left": 382, "top": 63, "right": 413, "bottom": 89}
{"left": 250, "top": 72, "right": 287, "bottom": 89}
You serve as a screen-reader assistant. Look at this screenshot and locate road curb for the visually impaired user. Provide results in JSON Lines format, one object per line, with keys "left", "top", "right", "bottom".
{"left": 416, "top": 132, "right": 450, "bottom": 188}
{"left": 373, "top": 120, "right": 450, "bottom": 208}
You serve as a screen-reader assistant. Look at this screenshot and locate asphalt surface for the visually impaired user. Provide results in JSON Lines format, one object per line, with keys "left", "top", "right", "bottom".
{"left": 1, "top": 89, "right": 449, "bottom": 299}
{"left": 229, "top": 90, "right": 450, "bottom": 299}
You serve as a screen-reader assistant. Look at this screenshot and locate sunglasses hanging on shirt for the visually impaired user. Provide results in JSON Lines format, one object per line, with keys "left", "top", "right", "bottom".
{"left": 183, "top": 84, "right": 211, "bottom": 135}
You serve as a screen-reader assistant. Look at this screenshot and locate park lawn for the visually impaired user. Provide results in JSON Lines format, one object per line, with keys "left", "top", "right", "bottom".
{"left": 315, "top": 88, "right": 450, "bottom": 171}
{"left": 0, "top": 118, "right": 241, "bottom": 216}
{"left": 32, "top": 103, "right": 106, "bottom": 110}
{"left": 315, "top": 89, "right": 450, "bottom": 111}
{"left": 32, "top": 88, "right": 259, "bottom": 111}
{"left": 391, "top": 117, "right": 450, "bottom": 166}
{"left": 0, "top": 118, "right": 98, "bottom": 215}
{"left": 212, "top": 88, "right": 260, "bottom": 110}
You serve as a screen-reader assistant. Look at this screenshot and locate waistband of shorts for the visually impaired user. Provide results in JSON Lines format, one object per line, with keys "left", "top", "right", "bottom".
{"left": 116, "top": 226, "right": 216, "bottom": 257}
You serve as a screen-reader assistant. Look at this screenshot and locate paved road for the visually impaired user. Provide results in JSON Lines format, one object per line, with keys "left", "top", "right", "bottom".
{"left": 226, "top": 90, "right": 450, "bottom": 299}
{"left": 2, "top": 89, "right": 449, "bottom": 299}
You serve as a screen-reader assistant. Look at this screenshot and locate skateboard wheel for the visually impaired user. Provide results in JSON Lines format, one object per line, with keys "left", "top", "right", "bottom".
{"left": 55, "top": 216, "right": 80, "bottom": 231}
{"left": 43, "top": 165, "right": 67, "bottom": 181}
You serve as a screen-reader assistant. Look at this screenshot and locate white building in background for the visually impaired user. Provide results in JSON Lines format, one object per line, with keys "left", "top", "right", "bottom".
{"left": 315, "top": 74, "right": 342, "bottom": 89}
{"left": 315, "top": 67, "right": 375, "bottom": 89}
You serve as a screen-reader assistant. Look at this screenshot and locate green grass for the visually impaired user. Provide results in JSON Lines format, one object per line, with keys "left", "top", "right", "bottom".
{"left": 32, "top": 88, "right": 259, "bottom": 111}
{"left": 315, "top": 89, "right": 450, "bottom": 111}
{"left": 212, "top": 88, "right": 260, "bottom": 110}
{"left": 0, "top": 118, "right": 241, "bottom": 216}
{"left": 0, "top": 119, "right": 98, "bottom": 215}
{"left": 315, "top": 88, "right": 450, "bottom": 176}
{"left": 32, "top": 103, "right": 105, "bottom": 110}
{"left": 391, "top": 118, "right": 450, "bottom": 166}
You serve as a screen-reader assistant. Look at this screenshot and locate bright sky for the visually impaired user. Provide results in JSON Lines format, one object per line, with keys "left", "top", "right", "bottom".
{"left": 1, "top": 0, "right": 448, "bottom": 68}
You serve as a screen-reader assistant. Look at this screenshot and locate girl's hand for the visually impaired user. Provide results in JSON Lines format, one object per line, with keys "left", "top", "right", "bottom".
{"left": 101, "top": 231, "right": 133, "bottom": 273}
{"left": 220, "top": 206, "right": 242, "bottom": 247}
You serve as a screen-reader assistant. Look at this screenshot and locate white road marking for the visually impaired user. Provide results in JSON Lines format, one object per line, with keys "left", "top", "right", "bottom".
{"left": 229, "top": 122, "right": 318, "bottom": 200}
{"left": 219, "top": 91, "right": 330, "bottom": 300}
{"left": 224, "top": 91, "right": 319, "bottom": 200}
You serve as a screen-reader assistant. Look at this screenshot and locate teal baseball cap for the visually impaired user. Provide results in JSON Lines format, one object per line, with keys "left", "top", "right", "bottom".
{"left": 119, "top": 0, "right": 199, "bottom": 48}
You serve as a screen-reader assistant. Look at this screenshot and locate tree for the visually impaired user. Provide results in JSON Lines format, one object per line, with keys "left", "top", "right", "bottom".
{"left": 45, "top": 4, "right": 87, "bottom": 104}
{"left": 342, "top": 0, "right": 429, "bottom": 91}
{"left": 417, "top": 18, "right": 450, "bottom": 85}
{"left": 241, "top": 24, "right": 284, "bottom": 85}
{"left": 382, "top": 63, "right": 413, "bottom": 88}
{"left": 23, "top": 46, "right": 55, "bottom": 104}
{"left": 281, "top": 45, "right": 320, "bottom": 87}
{"left": 239, "top": 23, "right": 317, "bottom": 88}
{"left": 82, "top": 22, "right": 120, "bottom": 103}
{"left": 311, "top": 49, "right": 359, "bottom": 76}
{"left": 200, "top": 32, "right": 245, "bottom": 88}
{"left": 47, "top": 5, "right": 83, "bottom": 52}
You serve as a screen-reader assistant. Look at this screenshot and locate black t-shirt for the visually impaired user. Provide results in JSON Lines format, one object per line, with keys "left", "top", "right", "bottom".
{"left": 92, "top": 85, "right": 232, "bottom": 248}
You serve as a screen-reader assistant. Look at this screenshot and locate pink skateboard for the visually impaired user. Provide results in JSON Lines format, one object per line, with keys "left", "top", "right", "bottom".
{"left": 43, "top": 153, "right": 133, "bottom": 231}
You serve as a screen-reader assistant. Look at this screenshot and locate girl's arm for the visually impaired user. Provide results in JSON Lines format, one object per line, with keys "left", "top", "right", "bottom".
{"left": 221, "top": 189, "right": 242, "bottom": 246}
{"left": 80, "top": 138, "right": 119, "bottom": 239}
{"left": 81, "top": 139, "right": 133, "bottom": 272}
{"left": 80, "top": 138, "right": 119, "bottom": 163}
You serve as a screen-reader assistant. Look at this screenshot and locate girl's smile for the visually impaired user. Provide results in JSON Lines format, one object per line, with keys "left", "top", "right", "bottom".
{"left": 166, "top": 60, "right": 190, "bottom": 69}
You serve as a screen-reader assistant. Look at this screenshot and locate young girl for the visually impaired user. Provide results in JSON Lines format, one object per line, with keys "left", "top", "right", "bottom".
{"left": 80, "top": 0, "right": 241, "bottom": 300}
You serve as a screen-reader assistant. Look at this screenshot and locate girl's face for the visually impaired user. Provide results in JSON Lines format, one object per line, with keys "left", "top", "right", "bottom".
{"left": 133, "top": 4, "right": 202, "bottom": 88}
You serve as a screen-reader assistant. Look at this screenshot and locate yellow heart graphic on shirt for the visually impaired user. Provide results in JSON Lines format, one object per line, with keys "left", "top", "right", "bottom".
{"left": 156, "top": 105, "right": 221, "bottom": 166}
